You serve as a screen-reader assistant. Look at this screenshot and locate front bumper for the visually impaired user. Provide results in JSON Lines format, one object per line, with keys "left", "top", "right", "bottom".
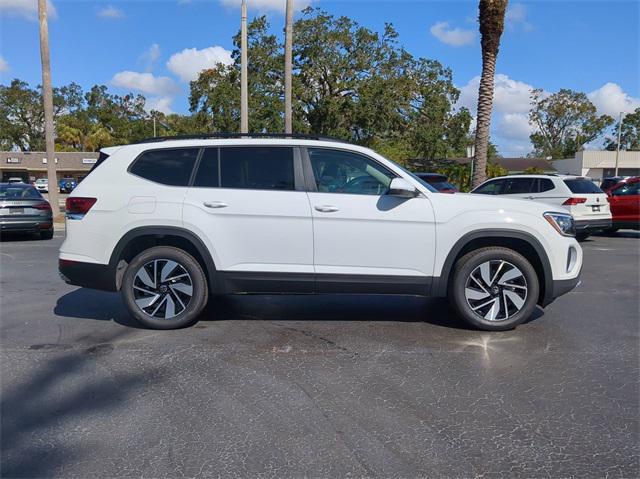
{"left": 574, "top": 218, "right": 612, "bottom": 233}
{"left": 58, "top": 259, "right": 117, "bottom": 291}
{"left": 1, "top": 217, "right": 53, "bottom": 233}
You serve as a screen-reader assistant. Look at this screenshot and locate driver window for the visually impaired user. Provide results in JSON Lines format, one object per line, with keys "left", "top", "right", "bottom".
{"left": 308, "top": 148, "right": 395, "bottom": 195}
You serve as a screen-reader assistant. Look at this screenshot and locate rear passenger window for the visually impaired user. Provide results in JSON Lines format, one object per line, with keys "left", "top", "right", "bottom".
{"left": 130, "top": 148, "right": 199, "bottom": 186}
{"left": 503, "top": 178, "right": 535, "bottom": 194}
{"left": 220, "top": 147, "right": 294, "bottom": 190}
{"left": 193, "top": 148, "right": 220, "bottom": 187}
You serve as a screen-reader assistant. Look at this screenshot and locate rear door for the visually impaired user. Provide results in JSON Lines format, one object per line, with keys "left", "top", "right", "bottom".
{"left": 500, "top": 177, "right": 536, "bottom": 200}
{"left": 183, "top": 146, "right": 314, "bottom": 287}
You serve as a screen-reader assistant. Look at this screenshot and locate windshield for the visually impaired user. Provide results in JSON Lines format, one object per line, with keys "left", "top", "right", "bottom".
{"left": 36, "top": 179, "right": 47, "bottom": 184}
{"left": 0, "top": 184, "right": 42, "bottom": 199}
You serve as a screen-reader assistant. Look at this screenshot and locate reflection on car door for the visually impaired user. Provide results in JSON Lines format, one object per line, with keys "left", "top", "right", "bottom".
{"left": 304, "top": 147, "right": 436, "bottom": 293}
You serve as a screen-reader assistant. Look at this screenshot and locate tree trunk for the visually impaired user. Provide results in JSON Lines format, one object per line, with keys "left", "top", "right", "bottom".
{"left": 38, "top": 0, "right": 60, "bottom": 216}
{"left": 472, "top": 49, "right": 497, "bottom": 189}
{"left": 284, "top": 0, "right": 293, "bottom": 134}
{"left": 240, "top": 0, "right": 248, "bottom": 134}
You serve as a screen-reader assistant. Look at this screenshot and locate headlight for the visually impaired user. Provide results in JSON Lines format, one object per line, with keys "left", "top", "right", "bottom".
{"left": 544, "top": 212, "right": 575, "bottom": 237}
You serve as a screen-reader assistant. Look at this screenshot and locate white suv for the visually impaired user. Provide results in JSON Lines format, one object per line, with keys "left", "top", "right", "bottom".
{"left": 59, "top": 136, "right": 582, "bottom": 331}
{"left": 471, "top": 174, "right": 612, "bottom": 240}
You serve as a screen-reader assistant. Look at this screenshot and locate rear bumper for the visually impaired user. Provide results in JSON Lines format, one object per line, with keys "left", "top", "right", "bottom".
{"left": 574, "top": 218, "right": 612, "bottom": 232}
{"left": 58, "top": 259, "right": 117, "bottom": 292}
{"left": 1, "top": 217, "right": 53, "bottom": 233}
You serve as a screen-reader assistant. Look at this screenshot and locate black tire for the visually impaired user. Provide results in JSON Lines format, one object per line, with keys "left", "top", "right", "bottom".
{"left": 449, "top": 247, "right": 540, "bottom": 331}
{"left": 603, "top": 227, "right": 619, "bottom": 235}
{"left": 121, "top": 246, "right": 208, "bottom": 330}
{"left": 40, "top": 228, "right": 54, "bottom": 240}
{"left": 575, "top": 233, "right": 590, "bottom": 241}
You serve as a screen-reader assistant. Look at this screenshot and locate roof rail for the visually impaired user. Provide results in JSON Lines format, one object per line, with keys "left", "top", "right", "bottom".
{"left": 135, "top": 132, "right": 350, "bottom": 144}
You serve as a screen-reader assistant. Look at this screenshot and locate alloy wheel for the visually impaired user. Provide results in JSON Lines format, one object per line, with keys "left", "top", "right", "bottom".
{"left": 464, "top": 260, "right": 528, "bottom": 322}
{"left": 132, "top": 259, "right": 193, "bottom": 320}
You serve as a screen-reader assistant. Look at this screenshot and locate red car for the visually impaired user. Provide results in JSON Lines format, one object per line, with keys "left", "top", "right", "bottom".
{"left": 604, "top": 176, "right": 640, "bottom": 231}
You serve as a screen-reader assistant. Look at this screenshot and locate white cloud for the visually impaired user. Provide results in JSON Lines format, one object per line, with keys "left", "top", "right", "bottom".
{"left": 430, "top": 21, "right": 475, "bottom": 47}
{"left": 505, "top": 3, "right": 533, "bottom": 31}
{"left": 167, "top": 46, "right": 233, "bottom": 83}
{"left": 587, "top": 82, "right": 640, "bottom": 118}
{"left": 0, "top": 56, "right": 9, "bottom": 73}
{"left": 458, "top": 74, "right": 536, "bottom": 115}
{"left": 98, "top": 5, "right": 124, "bottom": 19}
{"left": 218, "top": 0, "right": 311, "bottom": 13}
{"left": 0, "top": 0, "right": 57, "bottom": 20}
{"left": 140, "top": 43, "right": 161, "bottom": 72}
{"left": 498, "top": 113, "right": 534, "bottom": 141}
{"left": 111, "top": 71, "right": 179, "bottom": 96}
{"left": 145, "top": 96, "right": 174, "bottom": 115}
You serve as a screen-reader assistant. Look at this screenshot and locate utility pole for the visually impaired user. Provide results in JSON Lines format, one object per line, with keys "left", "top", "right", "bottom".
{"left": 240, "top": 0, "right": 248, "bottom": 134}
{"left": 284, "top": 0, "right": 293, "bottom": 134}
{"left": 614, "top": 111, "right": 623, "bottom": 176}
{"left": 38, "top": 0, "right": 60, "bottom": 216}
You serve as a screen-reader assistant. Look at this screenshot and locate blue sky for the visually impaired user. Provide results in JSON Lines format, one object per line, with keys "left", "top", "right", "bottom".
{"left": 1, "top": 0, "right": 638, "bottom": 155}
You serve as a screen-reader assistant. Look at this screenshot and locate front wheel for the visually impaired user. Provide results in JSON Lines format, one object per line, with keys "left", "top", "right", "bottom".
{"left": 449, "top": 247, "right": 540, "bottom": 331}
{"left": 121, "top": 246, "right": 208, "bottom": 329}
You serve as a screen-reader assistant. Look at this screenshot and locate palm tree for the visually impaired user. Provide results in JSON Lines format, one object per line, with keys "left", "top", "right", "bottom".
{"left": 284, "top": 0, "right": 293, "bottom": 134}
{"left": 38, "top": 0, "right": 60, "bottom": 216}
{"left": 472, "top": 0, "right": 508, "bottom": 189}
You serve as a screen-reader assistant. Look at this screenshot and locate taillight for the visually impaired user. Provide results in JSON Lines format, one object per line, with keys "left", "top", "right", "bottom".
{"left": 563, "top": 197, "right": 587, "bottom": 205}
{"left": 32, "top": 201, "right": 52, "bottom": 211}
{"left": 65, "top": 197, "right": 97, "bottom": 219}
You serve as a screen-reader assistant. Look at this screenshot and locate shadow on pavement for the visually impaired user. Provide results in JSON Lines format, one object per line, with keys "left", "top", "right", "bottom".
{"left": 55, "top": 288, "right": 544, "bottom": 331}
{"left": 0, "top": 329, "right": 157, "bottom": 478}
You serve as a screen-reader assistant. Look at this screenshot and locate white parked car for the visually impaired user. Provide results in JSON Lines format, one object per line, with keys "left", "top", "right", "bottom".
{"left": 34, "top": 178, "right": 48, "bottom": 192}
{"left": 7, "top": 177, "right": 24, "bottom": 184}
{"left": 59, "top": 136, "right": 582, "bottom": 331}
{"left": 471, "top": 175, "right": 612, "bottom": 240}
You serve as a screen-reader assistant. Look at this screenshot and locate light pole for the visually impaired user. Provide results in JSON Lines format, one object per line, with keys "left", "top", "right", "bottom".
{"left": 240, "top": 0, "right": 248, "bottom": 134}
{"left": 38, "top": 0, "right": 60, "bottom": 216}
{"left": 614, "top": 111, "right": 623, "bottom": 176}
{"left": 284, "top": 0, "right": 293, "bottom": 134}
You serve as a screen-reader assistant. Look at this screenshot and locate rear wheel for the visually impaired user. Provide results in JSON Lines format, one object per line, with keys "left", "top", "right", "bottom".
{"left": 40, "top": 228, "right": 54, "bottom": 240}
{"left": 449, "top": 247, "right": 539, "bottom": 331}
{"left": 121, "top": 246, "right": 208, "bottom": 329}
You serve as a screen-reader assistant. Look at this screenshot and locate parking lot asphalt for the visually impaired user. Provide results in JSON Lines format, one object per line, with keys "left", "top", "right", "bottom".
{"left": 1, "top": 231, "right": 639, "bottom": 478}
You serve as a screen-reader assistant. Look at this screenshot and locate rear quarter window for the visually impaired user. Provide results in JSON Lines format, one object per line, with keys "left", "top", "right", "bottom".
{"left": 563, "top": 179, "right": 603, "bottom": 194}
{"left": 130, "top": 148, "right": 200, "bottom": 186}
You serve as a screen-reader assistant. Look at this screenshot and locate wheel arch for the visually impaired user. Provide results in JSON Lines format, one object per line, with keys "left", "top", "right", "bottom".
{"left": 433, "top": 229, "right": 553, "bottom": 306}
{"left": 109, "top": 226, "right": 219, "bottom": 292}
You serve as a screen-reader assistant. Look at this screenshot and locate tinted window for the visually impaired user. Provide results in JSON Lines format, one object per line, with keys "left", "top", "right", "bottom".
{"left": 538, "top": 178, "right": 554, "bottom": 193}
{"left": 564, "top": 179, "right": 603, "bottom": 194}
{"left": 309, "top": 148, "right": 394, "bottom": 195}
{"left": 503, "top": 178, "right": 535, "bottom": 194}
{"left": 612, "top": 182, "right": 639, "bottom": 196}
{"left": 473, "top": 179, "right": 504, "bottom": 195}
{"left": 0, "top": 184, "right": 42, "bottom": 199}
{"left": 220, "top": 147, "right": 294, "bottom": 190}
{"left": 130, "top": 148, "right": 199, "bottom": 186}
{"left": 193, "top": 148, "right": 220, "bottom": 187}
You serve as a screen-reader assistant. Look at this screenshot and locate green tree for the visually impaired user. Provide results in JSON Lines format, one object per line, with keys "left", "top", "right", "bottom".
{"left": 523, "top": 166, "right": 544, "bottom": 174}
{"left": 529, "top": 88, "right": 614, "bottom": 158}
{"left": 604, "top": 107, "right": 640, "bottom": 151}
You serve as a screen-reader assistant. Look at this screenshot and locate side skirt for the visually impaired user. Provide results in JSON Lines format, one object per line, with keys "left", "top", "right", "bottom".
{"left": 216, "top": 271, "right": 432, "bottom": 296}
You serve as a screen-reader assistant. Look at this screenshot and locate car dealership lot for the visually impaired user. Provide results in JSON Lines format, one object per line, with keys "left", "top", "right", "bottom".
{"left": 1, "top": 233, "right": 638, "bottom": 477}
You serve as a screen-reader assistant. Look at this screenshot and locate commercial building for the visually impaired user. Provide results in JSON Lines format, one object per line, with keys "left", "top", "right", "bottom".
{"left": 0, "top": 151, "right": 98, "bottom": 184}
{"left": 552, "top": 150, "right": 640, "bottom": 180}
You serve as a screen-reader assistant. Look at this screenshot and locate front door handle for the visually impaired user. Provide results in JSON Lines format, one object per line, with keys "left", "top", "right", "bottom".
{"left": 203, "top": 201, "right": 228, "bottom": 209}
{"left": 314, "top": 205, "right": 339, "bottom": 213}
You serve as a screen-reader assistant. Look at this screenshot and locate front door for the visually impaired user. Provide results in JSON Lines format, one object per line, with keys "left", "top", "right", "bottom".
{"left": 304, "top": 147, "right": 435, "bottom": 294}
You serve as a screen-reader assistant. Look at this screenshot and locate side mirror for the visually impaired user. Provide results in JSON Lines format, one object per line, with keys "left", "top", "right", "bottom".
{"left": 388, "top": 178, "right": 418, "bottom": 198}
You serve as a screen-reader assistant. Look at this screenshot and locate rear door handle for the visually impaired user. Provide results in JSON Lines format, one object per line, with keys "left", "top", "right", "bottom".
{"left": 203, "top": 201, "right": 228, "bottom": 209}
{"left": 314, "top": 205, "right": 339, "bottom": 213}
